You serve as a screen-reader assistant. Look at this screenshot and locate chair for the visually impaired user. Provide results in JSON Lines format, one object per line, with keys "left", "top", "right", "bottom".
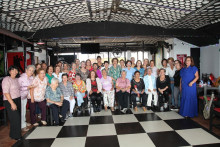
{"left": 74, "top": 94, "right": 88, "bottom": 113}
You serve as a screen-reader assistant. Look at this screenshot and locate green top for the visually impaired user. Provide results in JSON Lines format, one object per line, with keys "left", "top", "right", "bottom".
{"left": 46, "top": 73, "right": 54, "bottom": 84}
{"left": 108, "top": 65, "right": 121, "bottom": 87}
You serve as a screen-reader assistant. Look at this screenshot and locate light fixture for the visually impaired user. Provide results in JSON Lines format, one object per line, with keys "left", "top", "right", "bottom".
{"left": 37, "top": 39, "right": 45, "bottom": 45}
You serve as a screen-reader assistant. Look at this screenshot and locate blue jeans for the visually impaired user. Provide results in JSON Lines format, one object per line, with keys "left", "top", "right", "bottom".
{"left": 75, "top": 92, "right": 85, "bottom": 106}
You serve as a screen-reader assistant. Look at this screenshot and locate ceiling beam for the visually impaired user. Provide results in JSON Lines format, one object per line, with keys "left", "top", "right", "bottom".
{"left": 85, "top": 0, "right": 93, "bottom": 21}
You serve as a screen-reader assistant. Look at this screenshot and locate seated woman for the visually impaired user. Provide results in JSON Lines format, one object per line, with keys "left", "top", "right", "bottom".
{"left": 156, "top": 68, "right": 171, "bottom": 110}
{"left": 86, "top": 71, "right": 102, "bottom": 112}
{"left": 29, "top": 68, "right": 47, "bottom": 126}
{"left": 59, "top": 74, "right": 75, "bottom": 117}
{"left": 131, "top": 71, "right": 147, "bottom": 111}
{"left": 93, "top": 63, "right": 102, "bottom": 79}
{"left": 101, "top": 69, "right": 114, "bottom": 111}
{"left": 143, "top": 68, "right": 158, "bottom": 109}
{"left": 73, "top": 73, "right": 87, "bottom": 112}
{"left": 46, "top": 78, "right": 70, "bottom": 125}
{"left": 116, "top": 70, "right": 131, "bottom": 113}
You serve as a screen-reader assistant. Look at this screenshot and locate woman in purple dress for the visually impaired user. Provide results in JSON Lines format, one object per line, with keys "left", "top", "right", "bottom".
{"left": 180, "top": 56, "right": 199, "bottom": 118}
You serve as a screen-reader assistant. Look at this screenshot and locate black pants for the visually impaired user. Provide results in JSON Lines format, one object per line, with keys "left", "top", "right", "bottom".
{"left": 116, "top": 91, "right": 129, "bottom": 109}
{"left": 158, "top": 91, "right": 170, "bottom": 105}
{"left": 49, "top": 100, "right": 70, "bottom": 124}
{"left": 131, "top": 93, "right": 147, "bottom": 107}
{"left": 5, "top": 97, "right": 21, "bottom": 139}
{"left": 90, "top": 92, "right": 102, "bottom": 106}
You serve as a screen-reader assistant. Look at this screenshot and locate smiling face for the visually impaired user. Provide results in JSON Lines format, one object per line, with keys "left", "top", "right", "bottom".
{"left": 134, "top": 72, "right": 140, "bottom": 79}
{"left": 136, "top": 61, "right": 142, "bottom": 67}
{"left": 150, "top": 61, "right": 154, "bottom": 67}
{"left": 63, "top": 64, "right": 68, "bottom": 70}
{"left": 185, "top": 58, "right": 191, "bottom": 67}
{"left": 72, "top": 63, "right": 76, "bottom": 70}
{"left": 81, "top": 62, "right": 86, "bottom": 68}
{"left": 159, "top": 69, "right": 165, "bottom": 76}
{"left": 9, "top": 69, "right": 18, "bottom": 78}
{"left": 55, "top": 66, "right": 61, "bottom": 73}
{"left": 93, "top": 64, "right": 98, "bottom": 70}
{"left": 102, "top": 69, "right": 107, "bottom": 77}
{"left": 121, "top": 71, "right": 126, "bottom": 79}
{"left": 62, "top": 75, "right": 68, "bottom": 83}
{"left": 38, "top": 70, "right": 46, "bottom": 79}
{"left": 48, "top": 66, "right": 53, "bottom": 74}
{"left": 26, "top": 67, "right": 35, "bottom": 77}
{"left": 147, "top": 68, "right": 152, "bottom": 75}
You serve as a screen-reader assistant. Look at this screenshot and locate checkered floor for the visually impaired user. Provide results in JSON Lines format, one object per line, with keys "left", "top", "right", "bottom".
{"left": 14, "top": 108, "right": 220, "bottom": 147}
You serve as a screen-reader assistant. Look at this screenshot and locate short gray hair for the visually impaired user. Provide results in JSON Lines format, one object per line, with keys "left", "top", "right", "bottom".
{"left": 121, "top": 70, "right": 127, "bottom": 74}
{"left": 26, "top": 65, "right": 35, "bottom": 71}
{"left": 51, "top": 78, "right": 59, "bottom": 84}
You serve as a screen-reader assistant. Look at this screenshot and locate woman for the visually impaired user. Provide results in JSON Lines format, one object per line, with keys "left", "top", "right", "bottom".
{"left": 174, "top": 60, "right": 182, "bottom": 108}
{"left": 86, "top": 71, "right": 102, "bottom": 112}
{"left": 75, "top": 59, "right": 80, "bottom": 70}
{"left": 18, "top": 65, "right": 35, "bottom": 131}
{"left": 109, "top": 58, "right": 121, "bottom": 87}
{"left": 134, "top": 60, "right": 145, "bottom": 78}
{"left": 180, "top": 56, "right": 199, "bottom": 118}
{"left": 166, "top": 57, "right": 176, "bottom": 107}
{"left": 101, "top": 61, "right": 110, "bottom": 74}
{"left": 86, "top": 59, "right": 93, "bottom": 71}
{"left": 59, "top": 74, "right": 75, "bottom": 117}
{"left": 29, "top": 68, "right": 47, "bottom": 126}
{"left": 46, "top": 78, "right": 70, "bottom": 125}
{"left": 93, "top": 63, "right": 102, "bottom": 79}
{"left": 68, "top": 62, "right": 77, "bottom": 83}
{"left": 46, "top": 65, "right": 54, "bottom": 85}
{"left": 62, "top": 62, "right": 69, "bottom": 73}
{"left": 73, "top": 73, "right": 87, "bottom": 110}
{"left": 143, "top": 59, "right": 149, "bottom": 69}
{"left": 156, "top": 68, "right": 171, "bottom": 110}
{"left": 161, "top": 59, "right": 168, "bottom": 71}
{"left": 77, "top": 61, "right": 89, "bottom": 82}
{"left": 41, "top": 62, "right": 47, "bottom": 72}
{"left": 101, "top": 69, "right": 114, "bottom": 111}
{"left": 116, "top": 70, "right": 131, "bottom": 113}
{"left": 120, "top": 59, "right": 125, "bottom": 69}
{"left": 34, "top": 63, "right": 41, "bottom": 77}
{"left": 131, "top": 57, "right": 136, "bottom": 68}
{"left": 150, "top": 60, "right": 158, "bottom": 78}
{"left": 144, "top": 68, "right": 158, "bottom": 109}
{"left": 2, "top": 66, "right": 21, "bottom": 140}
{"left": 131, "top": 71, "right": 147, "bottom": 111}
{"left": 52, "top": 65, "right": 62, "bottom": 83}
{"left": 123, "top": 60, "right": 136, "bottom": 81}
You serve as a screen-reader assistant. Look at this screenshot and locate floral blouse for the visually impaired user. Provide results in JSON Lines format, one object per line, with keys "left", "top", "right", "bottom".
{"left": 73, "top": 80, "right": 86, "bottom": 93}
{"left": 108, "top": 65, "right": 121, "bottom": 87}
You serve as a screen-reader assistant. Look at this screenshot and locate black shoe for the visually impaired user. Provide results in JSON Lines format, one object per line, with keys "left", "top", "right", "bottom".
{"left": 93, "top": 106, "right": 97, "bottom": 112}
{"left": 60, "top": 117, "right": 65, "bottom": 123}
{"left": 11, "top": 137, "right": 22, "bottom": 140}
{"left": 97, "top": 106, "right": 101, "bottom": 112}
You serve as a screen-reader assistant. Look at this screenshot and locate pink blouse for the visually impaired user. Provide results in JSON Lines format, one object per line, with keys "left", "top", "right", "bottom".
{"left": 18, "top": 73, "right": 34, "bottom": 100}
{"left": 2, "top": 76, "right": 21, "bottom": 100}
{"left": 116, "top": 77, "right": 131, "bottom": 93}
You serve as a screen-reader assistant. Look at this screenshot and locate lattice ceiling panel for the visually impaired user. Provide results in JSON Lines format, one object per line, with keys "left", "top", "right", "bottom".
{"left": 111, "top": 13, "right": 141, "bottom": 23}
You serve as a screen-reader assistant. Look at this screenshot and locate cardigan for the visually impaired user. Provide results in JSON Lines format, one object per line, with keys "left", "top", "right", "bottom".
{"left": 86, "top": 78, "right": 102, "bottom": 94}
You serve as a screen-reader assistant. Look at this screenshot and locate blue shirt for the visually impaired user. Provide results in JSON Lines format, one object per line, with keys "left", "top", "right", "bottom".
{"left": 134, "top": 67, "right": 145, "bottom": 78}
{"left": 143, "top": 75, "right": 156, "bottom": 92}
{"left": 122, "top": 68, "right": 136, "bottom": 81}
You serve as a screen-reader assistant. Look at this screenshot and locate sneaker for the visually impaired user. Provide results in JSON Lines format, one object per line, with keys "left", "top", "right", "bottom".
{"left": 41, "top": 121, "right": 47, "bottom": 125}
{"left": 33, "top": 123, "right": 39, "bottom": 126}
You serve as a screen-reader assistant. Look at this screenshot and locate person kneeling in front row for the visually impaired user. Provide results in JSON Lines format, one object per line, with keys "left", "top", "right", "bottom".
{"left": 46, "top": 78, "right": 70, "bottom": 125}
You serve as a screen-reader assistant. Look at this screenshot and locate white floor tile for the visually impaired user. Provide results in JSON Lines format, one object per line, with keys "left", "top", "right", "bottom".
{"left": 26, "top": 126, "right": 62, "bottom": 139}
{"left": 140, "top": 120, "right": 173, "bottom": 133}
{"left": 118, "top": 133, "right": 155, "bottom": 147}
{"left": 87, "top": 124, "right": 116, "bottom": 137}
{"left": 155, "top": 111, "right": 184, "bottom": 120}
{"left": 64, "top": 117, "right": 90, "bottom": 126}
{"left": 113, "top": 114, "right": 138, "bottom": 123}
{"left": 176, "top": 128, "right": 220, "bottom": 145}
{"left": 51, "top": 137, "right": 86, "bottom": 147}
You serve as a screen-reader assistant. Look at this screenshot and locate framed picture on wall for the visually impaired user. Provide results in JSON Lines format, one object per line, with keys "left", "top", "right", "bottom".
{"left": 177, "top": 54, "right": 187, "bottom": 66}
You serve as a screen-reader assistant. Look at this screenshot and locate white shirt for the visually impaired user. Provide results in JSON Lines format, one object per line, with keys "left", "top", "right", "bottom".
{"left": 166, "top": 66, "right": 176, "bottom": 78}
{"left": 52, "top": 73, "right": 62, "bottom": 83}
{"left": 151, "top": 66, "right": 158, "bottom": 78}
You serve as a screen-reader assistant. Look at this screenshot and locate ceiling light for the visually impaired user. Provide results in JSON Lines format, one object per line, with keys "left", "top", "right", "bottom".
{"left": 37, "top": 39, "right": 45, "bottom": 45}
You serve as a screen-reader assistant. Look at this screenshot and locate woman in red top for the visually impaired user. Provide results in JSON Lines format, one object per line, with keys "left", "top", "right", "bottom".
{"left": 86, "top": 59, "right": 93, "bottom": 71}
{"left": 68, "top": 62, "right": 77, "bottom": 83}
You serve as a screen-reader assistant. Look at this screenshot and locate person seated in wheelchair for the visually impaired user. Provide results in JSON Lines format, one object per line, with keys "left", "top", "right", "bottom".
{"left": 156, "top": 68, "right": 171, "bottom": 111}
{"left": 86, "top": 70, "right": 102, "bottom": 112}
{"left": 131, "top": 71, "right": 147, "bottom": 112}
{"left": 144, "top": 68, "right": 158, "bottom": 110}
{"left": 116, "top": 70, "right": 131, "bottom": 113}
{"left": 46, "top": 78, "right": 70, "bottom": 125}
{"left": 73, "top": 73, "right": 87, "bottom": 112}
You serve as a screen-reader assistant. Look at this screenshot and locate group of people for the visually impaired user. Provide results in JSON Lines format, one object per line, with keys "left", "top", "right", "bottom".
{"left": 2, "top": 55, "right": 199, "bottom": 140}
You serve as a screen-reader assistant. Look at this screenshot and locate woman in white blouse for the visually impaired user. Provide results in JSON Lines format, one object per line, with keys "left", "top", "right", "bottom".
{"left": 52, "top": 65, "right": 62, "bottom": 83}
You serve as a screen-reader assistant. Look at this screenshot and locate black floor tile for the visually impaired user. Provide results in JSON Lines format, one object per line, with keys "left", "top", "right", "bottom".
{"left": 134, "top": 113, "right": 161, "bottom": 122}
{"left": 164, "top": 119, "right": 200, "bottom": 130}
{"left": 89, "top": 116, "right": 114, "bottom": 124}
{"left": 115, "top": 122, "right": 145, "bottom": 135}
{"left": 13, "top": 139, "right": 54, "bottom": 147}
{"left": 111, "top": 109, "right": 133, "bottom": 115}
{"left": 57, "top": 125, "right": 88, "bottom": 138}
{"left": 85, "top": 135, "right": 119, "bottom": 147}
{"left": 193, "top": 143, "right": 220, "bottom": 147}
{"left": 148, "top": 131, "right": 190, "bottom": 147}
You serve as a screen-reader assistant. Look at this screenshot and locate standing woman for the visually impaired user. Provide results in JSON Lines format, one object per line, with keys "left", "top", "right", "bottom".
{"left": 86, "top": 71, "right": 102, "bottom": 112}
{"left": 134, "top": 60, "right": 145, "bottom": 78}
{"left": 180, "top": 56, "right": 199, "bottom": 118}
{"left": 68, "top": 62, "right": 77, "bottom": 84}
{"left": 123, "top": 60, "right": 136, "bottom": 81}
{"left": 161, "top": 59, "right": 168, "bottom": 71}
{"left": 2, "top": 66, "right": 21, "bottom": 140}
{"left": 143, "top": 59, "right": 150, "bottom": 70}
{"left": 34, "top": 63, "right": 41, "bottom": 77}
{"left": 77, "top": 61, "right": 89, "bottom": 82}
{"left": 150, "top": 60, "right": 158, "bottom": 78}
{"left": 93, "top": 63, "right": 102, "bottom": 79}
{"left": 101, "top": 69, "right": 115, "bottom": 111}
{"left": 53, "top": 65, "right": 62, "bottom": 83}
{"left": 18, "top": 65, "right": 35, "bottom": 131}
{"left": 116, "top": 71, "right": 131, "bottom": 113}
{"left": 120, "top": 59, "right": 126, "bottom": 69}
{"left": 62, "top": 62, "right": 70, "bottom": 73}
{"left": 29, "top": 68, "right": 47, "bottom": 126}
{"left": 108, "top": 58, "right": 121, "bottom": 88}
{"left": 131, "top": 57, "right": 136, "bottom": 68}
{"left": 46, "top": 65, "right": 54, "bottom": 85}
{"left": 174, "top": 60, "right": 182, "bottom": 108}
{"left": 86, "top": 59, "right": 93, "bottom": 71}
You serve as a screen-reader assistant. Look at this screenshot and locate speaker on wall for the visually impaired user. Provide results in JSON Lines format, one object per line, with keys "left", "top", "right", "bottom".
{"left": 81, "top": 43, "right": 100, "bottom": 54}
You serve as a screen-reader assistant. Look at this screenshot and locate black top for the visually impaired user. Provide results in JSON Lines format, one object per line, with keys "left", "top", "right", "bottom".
{"left": 156, "top": 75, "right": 171, "bottom": 94}
{"left": 131, "top": 78, "right": 145, "bottom": 92}
{"left": 174, "top": 70, "right": 181, "bottom": 87}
